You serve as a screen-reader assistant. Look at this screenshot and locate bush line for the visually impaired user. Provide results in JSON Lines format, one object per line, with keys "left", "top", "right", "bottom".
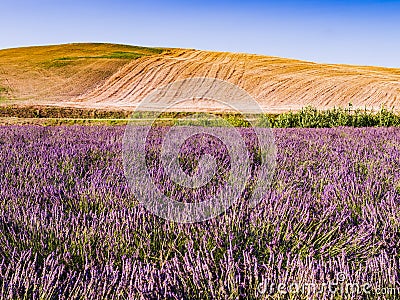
{"left": 1, "top": 105, "right": 399, "bottom": 127}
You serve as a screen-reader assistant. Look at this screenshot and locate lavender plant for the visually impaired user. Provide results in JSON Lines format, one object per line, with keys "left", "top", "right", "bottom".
{"left": 0, "top": 125, "right": 399, "bottom": 299}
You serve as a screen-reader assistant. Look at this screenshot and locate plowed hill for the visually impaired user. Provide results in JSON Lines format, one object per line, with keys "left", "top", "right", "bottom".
{"left": 0, "top": 43, "right": 165, "bottom": 104}
{"left": 1, "top": 44, "right": 399, "bottom": 113}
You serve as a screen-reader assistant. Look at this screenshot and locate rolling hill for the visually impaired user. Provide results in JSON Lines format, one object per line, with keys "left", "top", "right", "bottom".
{"left": 0, "top": 43, "right": 399, "bottom": 113}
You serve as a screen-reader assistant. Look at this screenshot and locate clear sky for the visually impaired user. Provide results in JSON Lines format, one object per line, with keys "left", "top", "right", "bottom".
{"left": 1, "top": 0, "right": 400, "bottom": 67}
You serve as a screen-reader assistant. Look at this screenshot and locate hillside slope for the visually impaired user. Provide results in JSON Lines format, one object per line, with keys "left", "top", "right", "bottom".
{"left": 1, "top": 44, "right": 399, "bottom": 112}
{"left": 0, "top": 43, "right": 165, "bottom": 104}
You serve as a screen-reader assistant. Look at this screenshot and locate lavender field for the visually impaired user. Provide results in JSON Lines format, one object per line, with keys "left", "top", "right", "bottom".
{"left": 0, "top": 125, "right": 399, "bottom": 299}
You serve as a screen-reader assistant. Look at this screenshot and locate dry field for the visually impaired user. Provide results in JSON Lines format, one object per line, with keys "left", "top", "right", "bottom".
{"left": 1, "top": 43, "right": 399, "bottom": 113}
{"left": 0, "top": 43, "right": 165, "bottom": 105}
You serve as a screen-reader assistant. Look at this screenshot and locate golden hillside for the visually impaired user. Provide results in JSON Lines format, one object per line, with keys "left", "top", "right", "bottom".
{"left": 1, "top": 43, "right": 399, "bottom": 112}
{"left": 0, "top": 43, "right": 165, "bottom": 104}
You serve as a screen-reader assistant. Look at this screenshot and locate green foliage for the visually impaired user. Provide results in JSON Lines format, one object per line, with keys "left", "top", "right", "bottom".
{"left": 2, "top": 106, "right": 400, "bottom": 127}
{"left": 55, "top": 51, "right": 144, "bottom": 61}
{"left": 41, "top": 46, "right": 165, "bottom": 68}
{"left": 129, "top": 107, "right": 400, "bottom": 128}
{"left": 0, "top": 86, "right": 9, "bottom": 102}
{"left": 264, "top": 106, "right": 400, "bottom": 128}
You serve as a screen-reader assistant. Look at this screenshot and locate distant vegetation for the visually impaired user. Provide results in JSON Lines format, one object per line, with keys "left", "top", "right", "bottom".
{"left": 52, "top": 48, "right": 165, "bottom": 62}
{"left": 42, "top": 46, "right": 165, "bottom": 69}
{"left": 0, "top": 86, "right": 10, "bottom": 102}
{"left": 1, "top": 105, "right": 400, "bottom": 127}
{"left": 54, "top": 52, "right": 144, "bottom": 61}
{"left": 131, "top": 107, "right": 400, "bottom": 128}
{"left": 265, "top": 106, "right": 400, "bottom": 128}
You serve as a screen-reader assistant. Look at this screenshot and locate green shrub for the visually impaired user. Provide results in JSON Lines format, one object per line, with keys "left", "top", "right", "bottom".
{"left": 264, "top": 106, "right": 400, "bottom": 128}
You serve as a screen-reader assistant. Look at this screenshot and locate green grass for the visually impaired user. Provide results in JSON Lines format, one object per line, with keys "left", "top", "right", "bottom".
{"left": 0, "top": 86, "right": 9, "bottom": 102}
{"left": 55, "top": 51, "right": 147, "bottom": 61}
{"left": 39, "top": 45, "right": 166, "bottom": 69}
{"left": 42, "top": 52, "right": 145, "bottom": 68}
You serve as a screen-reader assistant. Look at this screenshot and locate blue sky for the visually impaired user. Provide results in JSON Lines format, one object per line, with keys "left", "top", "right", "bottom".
{"left": 1, "top": 0, "right": 400, "bottom": 67}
